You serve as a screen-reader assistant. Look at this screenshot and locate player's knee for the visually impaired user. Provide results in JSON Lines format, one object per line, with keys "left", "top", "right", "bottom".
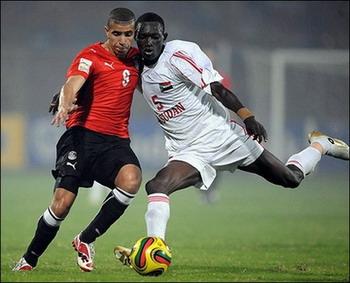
{"left": 50, "top": 200, "right": 72, "bottom": 218}
{"left": 145, "top": 178, "right": 170, "bottom": 195}
{"left": 115, "top": 165, "right": 142, "bottom": 194}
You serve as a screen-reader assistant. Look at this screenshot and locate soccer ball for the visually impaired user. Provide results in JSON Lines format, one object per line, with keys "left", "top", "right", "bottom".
{"left": 129, "top": 236, "right": 172, "bottom": 276}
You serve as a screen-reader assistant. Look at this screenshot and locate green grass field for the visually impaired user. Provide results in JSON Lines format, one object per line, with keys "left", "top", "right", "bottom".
{"left": 1, "top": 169, "right": 349, "bottom": 282}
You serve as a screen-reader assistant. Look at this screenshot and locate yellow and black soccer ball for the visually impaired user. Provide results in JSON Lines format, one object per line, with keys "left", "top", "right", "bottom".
{"left": 129, "top": 236, "right": 172, "bottom": 276}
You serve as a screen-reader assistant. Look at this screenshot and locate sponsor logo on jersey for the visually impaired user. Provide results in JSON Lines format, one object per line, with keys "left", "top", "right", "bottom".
{"left": 159, "top": 81, "right": 173, "bottom": 92}
{"left": 78, "top": 58, "right": 92, "bottom": 74}
{"left": 66, "top": 161, "right": 77, "bottom": 170}
{"left": 104, "top": 61, "right": 115, "bottom": 70}
{"left": 156, "top": 102, "right": 185, "bottom": 124}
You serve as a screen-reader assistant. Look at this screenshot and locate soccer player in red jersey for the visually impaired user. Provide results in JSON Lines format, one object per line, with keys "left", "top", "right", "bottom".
{"left": 13, "top": 8, "right": 142, "bottom": 272}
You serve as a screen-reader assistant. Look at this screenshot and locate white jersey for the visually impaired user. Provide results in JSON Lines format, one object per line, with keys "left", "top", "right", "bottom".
{"left": 141, "top": 40, "right": 263, "bottom": 190}
{"left": 141, "top": 40, "right": 231, "bottom": 151}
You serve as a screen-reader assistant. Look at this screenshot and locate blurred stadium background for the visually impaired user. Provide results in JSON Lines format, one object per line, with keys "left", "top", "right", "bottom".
{"left": 1, "top": 1, "right": 348, "bottom": 173}
{"left": 1, "top": 1, "right": 349, "bottom": 281}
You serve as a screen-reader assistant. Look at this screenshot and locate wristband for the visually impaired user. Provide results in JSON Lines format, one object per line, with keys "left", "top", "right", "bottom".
{"left": 237, "top": 107, "right": 254, "bottom": 121}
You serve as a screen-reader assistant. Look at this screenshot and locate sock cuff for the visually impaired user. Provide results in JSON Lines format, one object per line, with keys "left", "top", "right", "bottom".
{"left": 43, "top": 207, "right": 64, "bottom": 227}
{"left": 286, "top": 146, "right": 322, "bottom": 177}
{"left": 308, "top": 145, "right": 323, "bottom": 155}
{"left": 148, "top": 193, "right": 170, "bottom": 203}
{"left": 112, "top": 187, "right": 135, "bottom": 205}
{"left": 286, "top": 159, "right": 304, "bottom": 171}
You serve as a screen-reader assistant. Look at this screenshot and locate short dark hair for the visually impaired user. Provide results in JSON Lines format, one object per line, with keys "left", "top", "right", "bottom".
{"left": 135, "top": 12, "right": 165, "bottom": 32}
{"left": 107, "top": 8, "right": 135, "bottom": 26}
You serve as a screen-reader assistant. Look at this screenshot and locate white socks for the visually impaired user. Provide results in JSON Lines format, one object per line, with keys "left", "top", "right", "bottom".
{"left": 286, "top": 146, "right": 322, "bottom": 176}
{"left": 145, "top": 193, "right": 170, "bottom": 240}
{"left": 112, "top": 187, "right": 135, "bottom": 205}
{"left": 43, "top": 207, "right": 64, "bottom": 227}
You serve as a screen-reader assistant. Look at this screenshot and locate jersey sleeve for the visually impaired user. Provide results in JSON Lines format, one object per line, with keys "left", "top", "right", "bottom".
{"left": 169, "top": 44, "right": 223, "bottom": 94}
{"left": 66, "top": 50, "right": 95, "bottom": 79}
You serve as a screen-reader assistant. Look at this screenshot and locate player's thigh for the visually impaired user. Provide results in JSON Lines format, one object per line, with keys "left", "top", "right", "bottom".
{"left": 146, "top": 160, "right": 201, "bottom": 195}
{"left": 52, "top": 127, "right": 89, "bottom": 195}
{"left": 93, "top": 143, "right": 141, "bottom": 192}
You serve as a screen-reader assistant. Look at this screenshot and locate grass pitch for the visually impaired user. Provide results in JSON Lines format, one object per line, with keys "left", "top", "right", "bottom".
{"left": 1, "top": 169, "right": 349, "bottom": 282}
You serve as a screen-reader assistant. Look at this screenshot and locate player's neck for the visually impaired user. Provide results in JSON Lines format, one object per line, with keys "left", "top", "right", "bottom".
{"left": 101, "top": 42, "right": 113, "bottom": 54}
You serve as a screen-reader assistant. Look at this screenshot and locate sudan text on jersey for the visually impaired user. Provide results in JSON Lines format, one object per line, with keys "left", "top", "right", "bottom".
{"left": 156, "top": 102, "right": 186, "bottom": 124}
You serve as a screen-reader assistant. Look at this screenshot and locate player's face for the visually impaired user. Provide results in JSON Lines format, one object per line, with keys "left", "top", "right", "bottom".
{"left": 136, "top": 22, "right": 165, "bottom": 63}
{"left": 105, "top": 21, "right": 134, "bottom": 58}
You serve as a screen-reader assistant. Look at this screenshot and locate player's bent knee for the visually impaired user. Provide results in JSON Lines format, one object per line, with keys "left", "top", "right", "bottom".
{"left": 115, "top": 165, "right": 142, "bottom": 194}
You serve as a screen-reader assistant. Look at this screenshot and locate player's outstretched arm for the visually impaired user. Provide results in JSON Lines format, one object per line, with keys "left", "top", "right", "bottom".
{"left": 51, "top": 75, "right": 85, "bottom": 127}
{"left": 210, "top": 81, "right": 268, "bottom": 143}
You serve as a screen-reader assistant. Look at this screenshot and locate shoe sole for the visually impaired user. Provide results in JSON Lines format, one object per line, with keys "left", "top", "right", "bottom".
{"left": 13, "top": 266, "right": 33, "bottom": 271}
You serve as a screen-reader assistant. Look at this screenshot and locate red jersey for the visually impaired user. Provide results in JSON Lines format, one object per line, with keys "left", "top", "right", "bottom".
{"left": 65, "top": 42, "right": 139, "bottom": 138}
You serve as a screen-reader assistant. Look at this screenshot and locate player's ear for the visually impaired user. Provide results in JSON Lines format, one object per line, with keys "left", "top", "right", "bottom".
{"left": 163, "top": 32, "right": 168, "bottom": 41}
{"left": 104, "top": 25, "right": 109, "bottom": 35}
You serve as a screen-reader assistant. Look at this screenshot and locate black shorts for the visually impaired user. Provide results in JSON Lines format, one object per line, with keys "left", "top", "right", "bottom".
{"left": 52, "top": 126, "right": 141, "bottom": 194}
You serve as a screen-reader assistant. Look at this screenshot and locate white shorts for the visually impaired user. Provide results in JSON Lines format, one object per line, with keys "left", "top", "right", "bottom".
{"left": 166, "top": 122, "right": 264, "bottom": 190}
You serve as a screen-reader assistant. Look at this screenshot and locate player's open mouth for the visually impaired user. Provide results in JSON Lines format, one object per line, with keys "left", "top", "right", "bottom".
{"left": 115, "top": 47, "right": 127, "bottom": 54}
{"left": 144, "top": 49, "right": 153, "bottom": 56}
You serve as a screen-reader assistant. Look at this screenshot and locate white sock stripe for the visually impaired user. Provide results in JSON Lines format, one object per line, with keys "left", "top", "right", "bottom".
{"left": 43, "top": 208, "right": 62, "bottom": 227}
{"left": 115, "top": 187, "right": 135, "bottom": 198}
{"left": 112, "top": 188, "right": 134, "bottom": 205}
{"left": 48, "top": 207, "right": 64, "bottom": 221}
{"left": 148, "top": 193, "right": 169, "bottom": 203}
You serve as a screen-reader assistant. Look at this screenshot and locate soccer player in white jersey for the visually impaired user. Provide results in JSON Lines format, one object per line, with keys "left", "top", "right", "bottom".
{"left": 115, "top": 12, "right": 349, "bottom": 263}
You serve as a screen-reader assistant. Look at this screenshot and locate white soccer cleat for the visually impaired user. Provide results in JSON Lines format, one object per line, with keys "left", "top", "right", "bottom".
{"left": 72, "top": 235, "right": 95, "bottom": 272}
{"left": 308, "top": 131, "right": 349, "bottom": 160}
{"left": 12, "top": 257, "right": 34, "bottom": 271}
{"left": 114, "top": 245, "right": 132, "bottom": 267}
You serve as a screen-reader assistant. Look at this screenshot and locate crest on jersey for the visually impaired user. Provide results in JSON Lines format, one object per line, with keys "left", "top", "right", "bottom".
{"left": 68, "top": 151, "right": 77, "bottom": 160}
{"left": 159, "top": 81, "right": 173, "bottom": 92}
